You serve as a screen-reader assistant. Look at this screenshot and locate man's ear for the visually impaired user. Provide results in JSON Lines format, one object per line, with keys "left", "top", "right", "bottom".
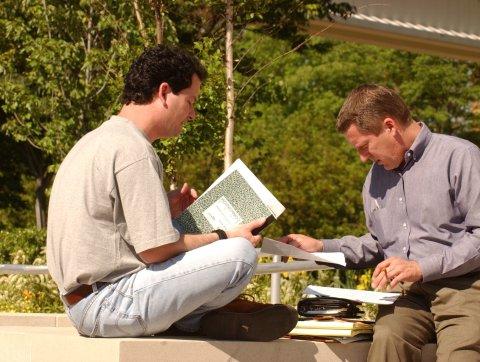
{"left": 158, "top": 82, "right": 171, "bottom": 107}
{"left": 383, "top": 117, "right": 396, "bottom": 134}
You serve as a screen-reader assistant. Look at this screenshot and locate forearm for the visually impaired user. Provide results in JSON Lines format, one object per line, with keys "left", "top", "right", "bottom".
{"left": 322, "top": 233, "right": 384, "bottom": 269}
{"left": 138, "top": 232, "right": 220, "bottom": 264}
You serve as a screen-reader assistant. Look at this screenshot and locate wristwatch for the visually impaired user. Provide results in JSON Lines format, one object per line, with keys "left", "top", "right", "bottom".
{"left": 212, "top": 229, "right": 228, "bottom": 240}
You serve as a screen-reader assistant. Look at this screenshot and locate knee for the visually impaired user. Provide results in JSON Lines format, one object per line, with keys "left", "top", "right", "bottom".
{"left": 373, "top": 322, "right": 418, "bottom": 348}
{"left": 373, "top": 324, "right": 400, "bottom": 344}
{"left": 218, "top": 237, "right": 258, "bottom": 267}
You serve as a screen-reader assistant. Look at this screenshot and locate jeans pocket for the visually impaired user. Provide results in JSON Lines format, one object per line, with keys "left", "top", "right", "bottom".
{"left": 68, "top": 290, "right": 103, "bottom": 336}
{"left": 95, "top": 307, "right": 147, "bottom": 337}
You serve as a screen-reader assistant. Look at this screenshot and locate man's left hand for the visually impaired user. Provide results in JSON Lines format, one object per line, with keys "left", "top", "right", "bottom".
{"left": 372, "top": 257, "right": 423, "bottom": 290}
{"left": 168, "top": 183, "right": 198, "bottom": 219}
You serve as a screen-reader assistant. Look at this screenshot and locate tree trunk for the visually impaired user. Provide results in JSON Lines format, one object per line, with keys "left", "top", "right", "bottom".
{"left": 224, "top": 0, "right": 235, "bottom": 171}
{"left": 151, "top": 0, "right": 164, "bottom": 45}
{"left": 133, "top": 0, "right": 148, "bottom": 42}
{"left": 25, "top": 144, "right": 50, "bottom": 230}
{"left": 35, "top": 175, "right": 48, "bottom": 230}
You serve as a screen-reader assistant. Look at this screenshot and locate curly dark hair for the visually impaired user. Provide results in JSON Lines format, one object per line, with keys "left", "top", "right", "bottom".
{"left": 122, "top": 44, "right": 207, "bottom": 105}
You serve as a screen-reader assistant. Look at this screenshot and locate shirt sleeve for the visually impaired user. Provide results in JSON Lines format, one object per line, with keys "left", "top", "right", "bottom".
{"left": 115, "top": 156, "right": 180, "bottom": 253}
{"left": 417, "top": 145, "right": 480, "bottom": 282}
{"left": 323, "top": 233, "right": 384, "bottom": 269}
{"left": 323, "top": 175, "right": 385, "bottom": 269}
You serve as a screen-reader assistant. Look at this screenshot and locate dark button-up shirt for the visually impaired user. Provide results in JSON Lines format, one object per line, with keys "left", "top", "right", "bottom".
{"left": 323, "top": 123, "right": 480, "bottom": 282}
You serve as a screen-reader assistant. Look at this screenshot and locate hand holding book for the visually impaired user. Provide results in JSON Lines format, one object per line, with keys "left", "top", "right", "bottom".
{"left": 278, "top": 234, "right": 324, "bottom": 262}
{"left": 224, "top": 218, "right": 266, "bottom": 247}
{"left": 173, "top": 159, "right": 284, "bottom": 235}
{"left": 278, "top": 234, "right": 324, "bottom": 252}
{"left": 167, "top": 183, "right": 198, "bottom": 219}
{"left": 261, "top": 238, "right": 346, "bottom": 266}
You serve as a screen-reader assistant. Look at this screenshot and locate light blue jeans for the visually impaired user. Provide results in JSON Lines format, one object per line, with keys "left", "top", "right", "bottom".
{"left": 64, "top": 237, "right": 258, "bottom": 337}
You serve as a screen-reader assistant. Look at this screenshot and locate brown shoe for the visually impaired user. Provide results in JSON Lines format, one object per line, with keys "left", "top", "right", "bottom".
{"left": 199, "top": 298, "right": 298, "bottom": 342}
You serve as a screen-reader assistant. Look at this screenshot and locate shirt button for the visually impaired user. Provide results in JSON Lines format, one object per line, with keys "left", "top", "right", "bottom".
{"left": 402, "top": 247, "right": 407, "bottom": 253}
{"left": 402, "top": 222, "right": 407, "bottom": 229}
{"left": 399, "top": 197, "right": 403, "bottom": 202}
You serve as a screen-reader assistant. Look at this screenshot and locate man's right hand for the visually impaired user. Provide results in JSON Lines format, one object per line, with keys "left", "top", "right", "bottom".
{"left": 226, "top": 218, "right": 266, "bottom": 247}
{"left": 278, "top": 234, "right": 323, "bottom": 252}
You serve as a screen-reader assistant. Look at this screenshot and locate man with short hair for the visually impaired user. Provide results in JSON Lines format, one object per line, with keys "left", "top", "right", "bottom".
{"left": 47, "top": 45, "right": 297, "bottom": 340}
{"left": 281, "top": 84, "right": 480, "bottom": 361}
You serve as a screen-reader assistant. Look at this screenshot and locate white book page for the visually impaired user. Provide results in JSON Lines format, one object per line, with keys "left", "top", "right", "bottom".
{"left": 261, "top": 238, "right": 346, "bottom": 266}
{"left": 202, "top": 159, "right": 285, "bottom": 217}
{"left": 296, "top": 319, "right": 373, "bottom": 330}
{"left": 202, "top": 196, "right": 244, "bottom": 229}
{"left": 304, "top": 285, "right": 401, "bottom": 305}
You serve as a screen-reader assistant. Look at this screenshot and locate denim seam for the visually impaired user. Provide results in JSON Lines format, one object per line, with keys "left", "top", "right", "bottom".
{"left": 77, "top": 290, "right": 103, "bottom": 336}
{"left": 91, "top": 303, "right": 107, "bottom": 337}
{"left": 115, "top": 312, "right": 147, "bottom": 336}
{"left": 85, "top": 285, "right": 115, "bottom": 337}
{"left": 136, "top": 259, "right": 255, "bottom": 294}
{"left": 116, "top": 290, "right": 134, "bottom": 299}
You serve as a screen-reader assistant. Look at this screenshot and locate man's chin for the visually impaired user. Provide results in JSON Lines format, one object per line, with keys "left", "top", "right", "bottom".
{"left": 375, "top": 161, "right": 392, "bottom": 171}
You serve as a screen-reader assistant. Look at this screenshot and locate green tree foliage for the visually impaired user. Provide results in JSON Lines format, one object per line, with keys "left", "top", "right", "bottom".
{"left": 0, "top": 0, "right": 233, "bottom": 224}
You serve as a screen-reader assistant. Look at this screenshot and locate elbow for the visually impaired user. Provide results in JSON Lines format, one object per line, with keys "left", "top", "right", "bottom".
{"left": 138, "top": 250, "right": 160, "bottom": 265}
{"left": 137, "top": 242, "right": 182, "bottom": 265}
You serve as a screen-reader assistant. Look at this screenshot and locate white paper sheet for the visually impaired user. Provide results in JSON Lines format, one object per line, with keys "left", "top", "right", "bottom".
{"left": 261, "top": 238, "right": 346, "bottom": 266}
{"left": 304, "top": 285, "right": 401, "bottom": 305}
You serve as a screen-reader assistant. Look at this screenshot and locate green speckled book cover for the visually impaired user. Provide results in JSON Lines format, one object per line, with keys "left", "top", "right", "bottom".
{"left": 173, "top": 161, "right": 283, "bottom": 234}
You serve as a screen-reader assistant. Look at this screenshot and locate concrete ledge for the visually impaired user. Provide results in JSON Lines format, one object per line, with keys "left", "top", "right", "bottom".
{"left": 0, "top": 313, "right": 437, "bottom": 362}
{"left": 0, "top": 313, "right": 71, "bottom": 327}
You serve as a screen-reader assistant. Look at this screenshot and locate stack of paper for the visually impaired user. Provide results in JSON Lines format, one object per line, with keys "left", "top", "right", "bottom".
{"left": 304, "top": 285, "right": 401, "bottom": 305}
{"left": 290, "top": 319, "right": 373, "bottom": 338}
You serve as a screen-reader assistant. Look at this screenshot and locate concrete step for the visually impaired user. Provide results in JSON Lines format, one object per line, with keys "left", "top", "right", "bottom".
{"left": 0, "top": 313, "right": 436, "bottom": 362}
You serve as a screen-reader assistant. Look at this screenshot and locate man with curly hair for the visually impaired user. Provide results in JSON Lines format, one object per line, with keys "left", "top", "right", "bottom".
{"left": 47, "top": 45, "right": 297, "bottom": 340}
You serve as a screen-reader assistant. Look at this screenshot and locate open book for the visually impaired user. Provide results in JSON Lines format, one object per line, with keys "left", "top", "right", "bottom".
{"left": 304, "top": 285, "right": 401, "bottom": 305}
{"left": 261, "top": 238, "right": 346, "bottom": 266}
{"left": 173, "top": 159, "right": 284, "bottom": 234}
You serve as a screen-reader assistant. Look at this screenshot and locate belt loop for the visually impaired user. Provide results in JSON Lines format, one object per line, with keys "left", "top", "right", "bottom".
{"left": 92, "top": 283, "right": 98, "bottom": 293}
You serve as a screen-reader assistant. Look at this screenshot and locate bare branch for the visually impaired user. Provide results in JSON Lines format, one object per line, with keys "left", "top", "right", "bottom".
{"left": 233, "top": 29, "right": 265, "bottom": 71}
{"left": 240, "top": 81, "right": 267, "bottom": 109}
{"left": 237, "top": 22, "right": 335, "bottom": 98}
{"left": 133, "top": 0, "right": 148, "bottom": 42}
{"left": 85, "top": 6, "right": 93, "bottom": 85}
{"left": 224, "top": 0, "right": 234, "bottom": 170}
{"left": 41, "top": 0, "right": 52, "bottom": 39}
{"left": 95, "top": 53, "right": 117, "bottom": 96}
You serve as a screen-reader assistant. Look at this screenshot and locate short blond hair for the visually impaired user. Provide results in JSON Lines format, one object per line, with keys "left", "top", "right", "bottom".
{"left": 337, "top": 84, "right": 412, "bottom": 134}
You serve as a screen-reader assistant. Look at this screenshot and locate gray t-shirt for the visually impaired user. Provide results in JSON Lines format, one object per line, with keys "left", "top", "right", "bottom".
{"left": 46, "top": 116, "right": 179, "bottom": 294}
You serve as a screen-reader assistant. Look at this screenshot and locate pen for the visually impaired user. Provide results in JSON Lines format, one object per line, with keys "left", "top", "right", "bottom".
{"left": 383, "top": 268, "right": 391, "bottom": 290}
{"left": 379, "top": 268, "right": 406, "bottom": 296}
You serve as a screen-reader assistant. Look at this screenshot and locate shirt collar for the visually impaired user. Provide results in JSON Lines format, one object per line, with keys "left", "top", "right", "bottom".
{"left": 110, "top": 115, "right": 151, "bottom": 142}
{"left": 407, "top": 122, "right": 432, "bottom": 162}
{"left": 397, "top": 122, "right": 432, "bottom": 172}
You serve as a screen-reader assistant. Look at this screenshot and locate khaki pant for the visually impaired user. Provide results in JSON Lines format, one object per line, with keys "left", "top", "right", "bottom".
{"left": 368, "top": 272, "right": 480, "bottom": 362}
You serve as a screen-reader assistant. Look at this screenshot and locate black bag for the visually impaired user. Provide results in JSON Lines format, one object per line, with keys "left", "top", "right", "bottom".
{"left": 297, "top": 296, "right": 361, "bottom": 318}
